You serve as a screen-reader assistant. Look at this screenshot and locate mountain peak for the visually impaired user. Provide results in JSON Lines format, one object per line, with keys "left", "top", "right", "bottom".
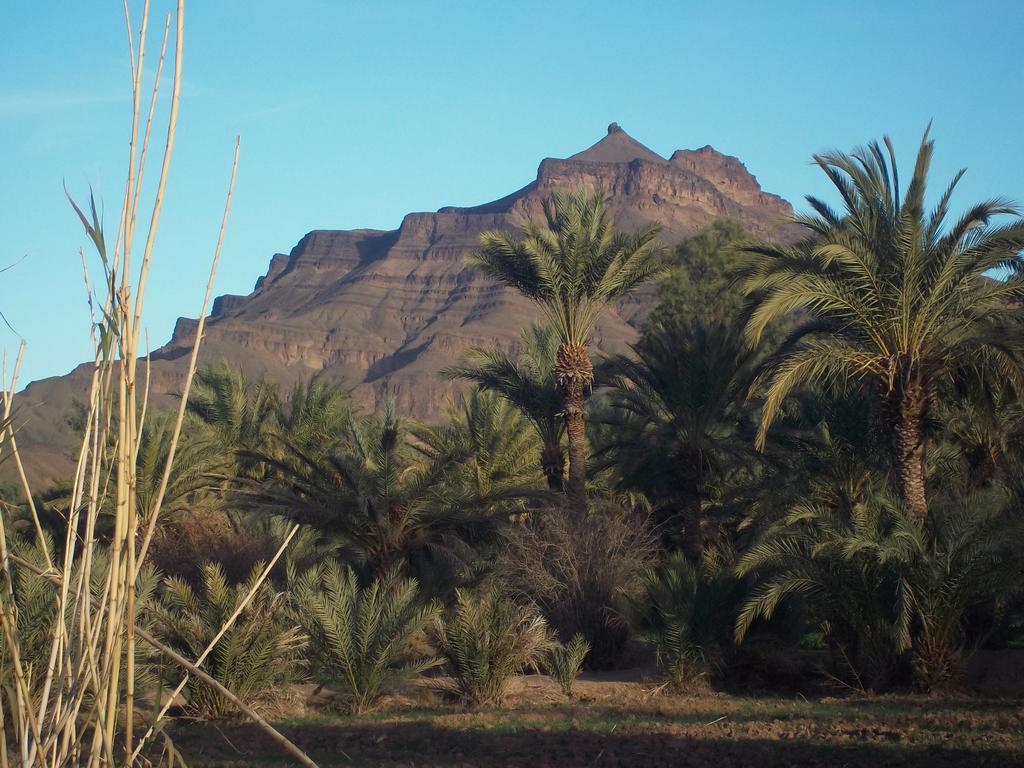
{"left": 567, "top": 123, "right": 665, "bottom": 165}
{"left": 6, "top": 127, "right": 798, "bottom": 488}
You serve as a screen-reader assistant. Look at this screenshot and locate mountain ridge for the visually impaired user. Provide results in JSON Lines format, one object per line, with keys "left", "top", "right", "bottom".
{"left": 8, "top": 124, "right": 798, "bottom": 487}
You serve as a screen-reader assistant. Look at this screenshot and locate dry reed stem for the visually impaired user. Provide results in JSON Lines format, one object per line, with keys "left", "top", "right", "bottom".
{"left": 135, "top": 135, "right": 241, "bottom": 572}
{"left": 0, "top": 2, "right": 317, "bottom": 767}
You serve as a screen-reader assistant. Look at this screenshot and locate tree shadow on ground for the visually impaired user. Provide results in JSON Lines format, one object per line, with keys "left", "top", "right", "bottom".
{"left": 172, "top": 718, "right": 1024, "bottom": 768}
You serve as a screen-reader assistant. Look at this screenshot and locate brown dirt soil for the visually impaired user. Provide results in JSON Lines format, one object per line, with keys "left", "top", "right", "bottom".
{"left": 169, "top": 670, "right": 1024, "bottom": 768}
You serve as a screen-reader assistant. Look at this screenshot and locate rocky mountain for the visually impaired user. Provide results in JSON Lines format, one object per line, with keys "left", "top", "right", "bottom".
{"left": 8, "top": 124, "right": 796, "bottom": 487}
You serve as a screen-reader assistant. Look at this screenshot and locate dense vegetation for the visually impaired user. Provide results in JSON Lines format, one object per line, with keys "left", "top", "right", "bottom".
{"left": 4, "top": 131, "right": 1024, "bottom": 736}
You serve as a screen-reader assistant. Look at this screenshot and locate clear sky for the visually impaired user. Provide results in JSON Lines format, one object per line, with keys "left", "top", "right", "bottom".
{"left": 3, "top": 1, "right": 1022, "bottom": 386}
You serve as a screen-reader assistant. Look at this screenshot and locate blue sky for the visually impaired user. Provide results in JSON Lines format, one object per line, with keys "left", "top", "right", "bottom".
{"left": 3, "top": 1, "right": 1022, "bottom": 385}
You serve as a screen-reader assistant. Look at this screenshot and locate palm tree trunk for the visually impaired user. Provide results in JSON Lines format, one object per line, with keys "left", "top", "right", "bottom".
{"left": 681, "top": 479, "right": 702, "bottom": 564}
{"left": 540, "top": 442, "right": 565, "bottom": 492}
{"left": 556, "top": 342, "right": 593, "bottom": 517}
{"left": 893, "top": 386, "right": 928, "bottom": 525}
{"left": 564, "top": 383, "right": 588, "bottom": 516}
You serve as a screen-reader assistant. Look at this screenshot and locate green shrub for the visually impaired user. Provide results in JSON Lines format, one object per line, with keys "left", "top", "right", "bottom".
{"left": 546, "top": 634, "right": 590, "bottom": 696}
{"left": 623, "top": 549, "right": 741, "bottom": 690}
{"left": 151, "top": 562, "right": 306, "bottom": 719}
{"left": 430, "top": 588, "right": 554, "bottom": 706}
{"left": 735, "top": 494, "right": 1022, "bottom": 691}
{"left": 1, "top": 534, "right": 162, "bottom": 709}
{"left": 290, "top": 561, "right": 440, "bottom": 713}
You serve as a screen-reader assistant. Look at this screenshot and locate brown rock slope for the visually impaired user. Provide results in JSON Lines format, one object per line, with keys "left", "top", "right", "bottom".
{"left": 9, "top": 124, "right": 795, "bottom": 487}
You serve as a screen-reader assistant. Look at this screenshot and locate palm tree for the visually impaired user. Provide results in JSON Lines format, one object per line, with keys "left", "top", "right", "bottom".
{"left": 445, "top": 324, "right": 566, "bottom": 490}
{"left": 599, "top": 317, "right": 758, "bottom": 562}
{"left": 135, "top": 411, "right": 228, "bottom": 519}
{"left": 188, "top": 365, "right": 281, "bottom": 479}
{"left": 735, "top": 489, "right": 1022, "bottom": 690}
{"left": 739, "top": 128, "right": 1024, "bottom": 524}
{"left": 189, "top": 365, "right": 354, "bottom": 474}
{"left": 238, "top": 401, "right": 494, "bottom": 594}
{"left": 470, "top": 188, "right": 666, "bottom": 514}
{"left": 410, "top": 389, "right": 543, "bottom": 507}
{"left": 277, "top": 376, "right": 354, "bottom": 458}
{"left": 933, "top": 376, "right": 1024, "bottom": 497}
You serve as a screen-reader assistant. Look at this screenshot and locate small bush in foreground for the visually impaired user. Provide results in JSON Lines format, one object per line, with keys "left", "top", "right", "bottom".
{"left": 430, "top": 588, "right": 555, "bottom": 706}
{"left": 291, "top": 561, "right": 441, "bottom": 714}
{"left": 547, "top": 633, "right": 590, "bottom": 696}
{"left": 151, "top": 562, "right": 306, "bottom": 719}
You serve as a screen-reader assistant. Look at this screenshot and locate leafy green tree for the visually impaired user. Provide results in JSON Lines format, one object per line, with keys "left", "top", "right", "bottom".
{"left": 739, "top": 129, "right": 1024, "bottom": 524}
{"left": 644, "top": 218, "right": 753, "bottom": 330}
{"left": 598, "top": 317, "right": 758, "bottom": 561}
{"left": 445, "top": 324, "right": 566, "bottom": 491}
{"left": 470, "top": 188, "right": 666, "bottom": 515}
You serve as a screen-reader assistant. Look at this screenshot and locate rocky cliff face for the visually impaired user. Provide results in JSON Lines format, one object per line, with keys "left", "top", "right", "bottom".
{"left": 9, "top": 125, "right": 796, "bottom": 486}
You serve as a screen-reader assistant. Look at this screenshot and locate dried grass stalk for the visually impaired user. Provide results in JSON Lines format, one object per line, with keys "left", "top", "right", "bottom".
{"left": 0, "top": 3, "right": 318, "bottom": 766}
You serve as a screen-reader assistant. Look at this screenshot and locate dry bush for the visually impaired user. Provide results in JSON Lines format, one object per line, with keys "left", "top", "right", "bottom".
{"left": 497, "top": 503, "right": 657, "bottom": 669}
{"left": 150, "top": 510, "right": 267, "bottom": 585}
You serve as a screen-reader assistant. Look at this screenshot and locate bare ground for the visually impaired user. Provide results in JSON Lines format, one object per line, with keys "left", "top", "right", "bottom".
{"left": 169, "top": 666, "right": 1024, "bottom": 768}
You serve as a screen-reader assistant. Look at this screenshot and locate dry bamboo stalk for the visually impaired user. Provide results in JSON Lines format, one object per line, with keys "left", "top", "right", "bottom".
{"left": 0, "top": 4, "right": 318, "bottom": 766}
{"left": 10, "top": 544, "right": 320, "bottom": 768}
{"left": 130, "top": 0, "right": 182, "bottom": 348}
{"left": 135, "top": 135, "right": 240, "bottom": 572}
{"left": 1, "top": 343, "right": 53, "bottom": 571}
{"left": 119, "top": 4, "right": 180, "bottom": 759}
{"left": 129, "top": 13, "right": 172, "bottom": 244}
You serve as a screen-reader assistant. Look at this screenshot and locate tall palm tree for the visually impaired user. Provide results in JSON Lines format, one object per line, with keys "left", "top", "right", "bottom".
{"left": 599, "top": 317, "right": 758, "bottom": 562}
{"left": 445, "top": 324, "right": 566, "bottom": 490}
{"left": 470, "top": 188, "right": 666, "bottom": 514}
{"left": 739, "top": 128, "right": 1024, "bottom": 524}
{"left": 189, "top": 365, "right": 354, "bottom": 474}
{"left": 135, "top": 411, "right": 228, "bottom": 520}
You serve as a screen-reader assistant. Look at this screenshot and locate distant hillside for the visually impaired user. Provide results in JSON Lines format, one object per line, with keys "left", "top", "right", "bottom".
{"left": 9, "top": 123, "right": 797, "bottom": 487}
